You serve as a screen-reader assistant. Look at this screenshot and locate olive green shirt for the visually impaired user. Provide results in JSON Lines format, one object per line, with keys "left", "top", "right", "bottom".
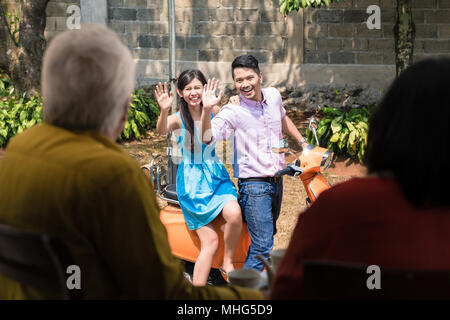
{"left": 0, "top": 123, "right": 263, "bottom": 300}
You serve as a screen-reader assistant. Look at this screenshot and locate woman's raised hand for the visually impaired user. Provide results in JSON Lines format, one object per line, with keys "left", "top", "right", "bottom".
{"left": 155, "top": 82, "right": 173, "bottom": 111}
{"left": 202, "top": 78, "right": 223, "bottom": 110}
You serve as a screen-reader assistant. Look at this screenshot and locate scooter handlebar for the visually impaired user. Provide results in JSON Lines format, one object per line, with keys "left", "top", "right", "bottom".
{"left": 274, "top": 167, "right": 293, "bottom": 177}
{"left": 274, "top": 164, "right": 303, "bottom": 177}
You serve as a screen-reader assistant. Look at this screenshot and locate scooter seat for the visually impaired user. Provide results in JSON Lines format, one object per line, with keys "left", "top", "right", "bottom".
{"left": 164, "top": 184, "right": 178, "bottom": 201}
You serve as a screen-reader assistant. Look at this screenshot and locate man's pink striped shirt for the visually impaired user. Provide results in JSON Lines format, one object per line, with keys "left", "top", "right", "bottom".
{"left": 210, "top": 87, "right": 286, "bottom": 178}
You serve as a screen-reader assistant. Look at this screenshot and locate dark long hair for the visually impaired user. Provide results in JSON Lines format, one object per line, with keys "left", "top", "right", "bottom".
{"left": 177, "top": 69, "right": 207, "bottom": 151}
{"left": 366, "top": 57, "right": 450, "bottom": 208}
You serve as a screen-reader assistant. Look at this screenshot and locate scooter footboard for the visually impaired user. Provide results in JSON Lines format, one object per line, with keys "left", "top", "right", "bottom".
{"left": 160, "top": 206, "right": 251, "bottom": 270}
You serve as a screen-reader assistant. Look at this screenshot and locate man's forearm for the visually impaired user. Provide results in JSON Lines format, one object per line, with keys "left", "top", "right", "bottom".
{"left": 282, "top": 116, "right": 303, "bottom": 141}
{"left": 282, "top": 116, "right": 308, "bottom": 148}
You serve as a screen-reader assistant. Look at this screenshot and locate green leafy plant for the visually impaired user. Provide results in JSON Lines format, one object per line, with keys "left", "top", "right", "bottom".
{"left": 0, "top": 75, "right": 43, "bottom": 147}
{"left": 0, "top": 73, "right": 160, "bottom": 146}
{"left": 119, "top": 89, "right": 160, "bottom": 141}
{"left": 305, "top": 105, "right": 374, "bottom": 163}
{"left": 0, "top": 74, "right": 15, "bottom": 97}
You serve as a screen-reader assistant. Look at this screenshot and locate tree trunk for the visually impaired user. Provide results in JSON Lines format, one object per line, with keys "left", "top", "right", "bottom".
{"left": 394, "top": 0, "right": 415, "bottom": 76}
{"left": 0, "top": 0, "right": 49, "bottom": 97}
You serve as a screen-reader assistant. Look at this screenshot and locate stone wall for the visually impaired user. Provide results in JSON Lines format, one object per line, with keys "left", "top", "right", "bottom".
{"left": 305, "top": 0, "right": 450, "bottom": 64}
{"left": 45, "top": 0, "right": 81, "bottom": 40}
{"left": 38, "top": 0, "right": 450, "bottom": 110}
{"left": 108, "top": 0, "right": 293, "bottom": 64}
{"left": 105, "top": 0, "right": 303, "bottom": 87}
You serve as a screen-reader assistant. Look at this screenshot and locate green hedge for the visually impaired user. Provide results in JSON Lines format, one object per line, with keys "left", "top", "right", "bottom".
{"left": 305, "top": 105, "right": 374, "bottom": 163}
{"left": 118, "top": 88, "right": 160, "bottom": 141}
{"left": 0, "top": 74, "right": 159, "bottom": 147}
{"left": 0, "top": 76, "right": 43, "bottom": 147}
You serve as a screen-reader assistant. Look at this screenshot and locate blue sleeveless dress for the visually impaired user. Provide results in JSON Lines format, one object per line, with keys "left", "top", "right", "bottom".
{"left": 175, "top": 112, "right": 238, "bottom": 230}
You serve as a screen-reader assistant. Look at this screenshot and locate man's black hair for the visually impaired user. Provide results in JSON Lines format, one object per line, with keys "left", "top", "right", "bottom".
{"left": 231, "top": 54, "right": 261, "bottom": 79}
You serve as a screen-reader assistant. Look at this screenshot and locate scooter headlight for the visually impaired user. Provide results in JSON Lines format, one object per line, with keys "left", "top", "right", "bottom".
{"left": 321, "top": 149, "right": 334, "bottom": 171}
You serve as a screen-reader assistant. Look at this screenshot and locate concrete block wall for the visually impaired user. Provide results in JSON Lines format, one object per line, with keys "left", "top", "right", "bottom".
{"left": 304, "top": 0, "right": 450, "bottom": 65}
{"left": 44, "top": 1, "right": 450, "bottom": 64}
{"left": 107, "top": 0, "right": 290, "bottom": 64}
{"left": 41, "top": 0, "right": 449, "bottom": 97}
{"left": 0, "top": 0, "right": 22, "bottom": 46}
{"left": 1, "top": 0, "right": 21, "bottom": 12}
{"left": 105, "top": 0, "right": 304, "bottom": 87}
{"left": 45, "top": 0, "right": 81, "bottom": 41}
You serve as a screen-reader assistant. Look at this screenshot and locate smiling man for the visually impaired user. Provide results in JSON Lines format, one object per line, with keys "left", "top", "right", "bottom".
{"left": 201, "top": 54, "right": 307, "bottom": 271}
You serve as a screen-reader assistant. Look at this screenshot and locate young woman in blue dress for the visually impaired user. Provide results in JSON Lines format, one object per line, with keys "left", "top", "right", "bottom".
{"left": 155, "top": 69, "right": 242, "bottom": 286}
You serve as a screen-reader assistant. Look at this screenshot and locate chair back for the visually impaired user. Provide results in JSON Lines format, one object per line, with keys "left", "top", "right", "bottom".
{"left": 303, "top": 260, "right": 450, "bottom": 299}
{"left": 0, "top": 224, "right": 81, "bottom": 299}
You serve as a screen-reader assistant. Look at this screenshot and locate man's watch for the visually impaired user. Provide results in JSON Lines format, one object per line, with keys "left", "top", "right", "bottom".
{"left": 299, "top": 137, "right": 307, "bottom": 145}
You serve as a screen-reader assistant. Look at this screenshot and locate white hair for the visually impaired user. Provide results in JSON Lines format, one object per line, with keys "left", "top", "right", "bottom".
{"left": 42, "top": 23, "right": 136, "bottom": 136}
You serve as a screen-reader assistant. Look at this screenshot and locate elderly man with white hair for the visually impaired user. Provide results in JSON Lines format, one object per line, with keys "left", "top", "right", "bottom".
{"left": 0, "top": 24, "right": 263, "bottom": 300}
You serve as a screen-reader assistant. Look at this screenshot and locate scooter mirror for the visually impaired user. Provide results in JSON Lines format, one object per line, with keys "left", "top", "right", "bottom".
{"left": 308, "top": 116, "right": 320, "bottom": 146}
{"left": 309, "top": 116, "right": 318, "bottom": 130}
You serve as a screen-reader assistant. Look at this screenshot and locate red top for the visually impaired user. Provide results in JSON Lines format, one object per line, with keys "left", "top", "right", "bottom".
{"left": 270, "top": 177, "right": 450, "bottom": 299}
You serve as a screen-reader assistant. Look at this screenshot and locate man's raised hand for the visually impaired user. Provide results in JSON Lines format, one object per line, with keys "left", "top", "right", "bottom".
{"left": 202, "top": 78, "right": 223, "bottom": 110}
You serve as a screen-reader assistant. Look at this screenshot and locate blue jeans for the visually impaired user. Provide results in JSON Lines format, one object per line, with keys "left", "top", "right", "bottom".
{"left": 238, "top": 179, "right": 283, "bottom": 271}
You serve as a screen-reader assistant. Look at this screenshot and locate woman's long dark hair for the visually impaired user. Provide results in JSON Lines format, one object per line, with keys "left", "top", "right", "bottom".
{"left": 177, "top": 69, "right": 207, "bottom": 152}
{"left": 366, "top": 57, "right": 450, "bottom": 208}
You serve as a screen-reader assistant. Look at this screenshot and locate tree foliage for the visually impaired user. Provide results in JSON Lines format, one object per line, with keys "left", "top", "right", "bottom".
{"left": 278, "top": 0, "right": 342, "bottom": 14}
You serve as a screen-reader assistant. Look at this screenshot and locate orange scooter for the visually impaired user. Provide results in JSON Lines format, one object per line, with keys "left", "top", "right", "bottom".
{"left": 142, "top": 116, "right": 334, "bottom": 284}
{"left": 274, "top": 116, "right": 334, "bottom": 205}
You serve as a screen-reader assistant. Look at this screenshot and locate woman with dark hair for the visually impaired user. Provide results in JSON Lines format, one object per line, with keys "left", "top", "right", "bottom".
{"left": 155, "top": 70, "right": 242, "bottom": 286}
{"left": 366, "top": 58, "right": 449, "bottom": 208}
{"left": 270, "top": 57, "right": 450, "bottom": 299}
